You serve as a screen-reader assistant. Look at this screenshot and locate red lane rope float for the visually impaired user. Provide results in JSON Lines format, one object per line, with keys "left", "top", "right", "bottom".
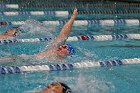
{"left": 80, "top": 36, "right": 89, "bottom": 40}
{"left": 0, "top": 22, "right": 7, "bottom": 25}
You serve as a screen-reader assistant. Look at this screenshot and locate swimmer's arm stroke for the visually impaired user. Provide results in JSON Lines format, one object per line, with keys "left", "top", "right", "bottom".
{"left": 50, "top": 9, "right": 78, "bottom": 48}
{"left": 35, "top": 9, "right": 78, "bottom": 59}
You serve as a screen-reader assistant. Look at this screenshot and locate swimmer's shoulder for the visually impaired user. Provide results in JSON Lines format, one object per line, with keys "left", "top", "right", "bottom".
{"left": 0, "top": 35, "right": 15, "bottom": 40}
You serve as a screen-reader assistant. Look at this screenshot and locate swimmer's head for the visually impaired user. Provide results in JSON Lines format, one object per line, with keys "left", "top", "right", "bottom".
{"left": 59, "top": 82, "right": 72, "bottom": 93}
{"left": 4, "top": 27, "right": 20, "bottom": 37}
{"left": 42, "top": 82, "right": 72, "bottom": 93}
{"left": 56, "top": 44, "right": 75, "bottom": 57}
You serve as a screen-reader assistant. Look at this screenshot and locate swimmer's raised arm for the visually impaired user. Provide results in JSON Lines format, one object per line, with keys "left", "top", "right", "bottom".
{"left": 36, "top": 9, "right": 78, "bottom": 59}
{"left": 51, "top": 9, "right": 78, "bottom": 47}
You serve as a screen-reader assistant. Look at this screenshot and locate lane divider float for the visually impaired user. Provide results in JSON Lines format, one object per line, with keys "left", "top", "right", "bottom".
{"left": 0, "top": 58, "right": 140, "bottom": 74}
{"left": 0, "top": 34, "right": 140, "bottom": 45}
{"left": 0, "top": 9, "right": 140, "bottom": 16}
{"left": 0, "top": 19, "right": 139, "bottom": 26}
{"left": 0, "top": 3, "right": 140, "bottom": 9}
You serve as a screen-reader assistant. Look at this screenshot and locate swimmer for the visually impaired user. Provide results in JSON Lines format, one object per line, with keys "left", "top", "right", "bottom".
{"left": 0, "top": 27, "right": 20, "bottom": 40}
{"left": 0, "top": 9, "right": 78, "bottom": 63}
{"left": 37, "top": 82, "right": 72, "bottom": 93}
{"left": 35, "top": 9, "right": 78, "bottom": 61}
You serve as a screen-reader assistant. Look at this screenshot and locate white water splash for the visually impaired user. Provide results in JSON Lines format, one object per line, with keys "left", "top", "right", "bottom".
{"left": 19, "top": 19, "right": 56, "bottom": 37}
{"left": 73, "top": 74, "right": 115, "bottom": 93}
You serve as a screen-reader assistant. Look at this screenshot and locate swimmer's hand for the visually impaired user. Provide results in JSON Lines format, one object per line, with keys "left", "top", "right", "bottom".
{"left": 73, "top": 8, "right": 78, "bottom": 16}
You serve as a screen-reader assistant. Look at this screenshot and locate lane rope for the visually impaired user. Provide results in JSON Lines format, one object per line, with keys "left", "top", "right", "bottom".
{"left": 0, "top": 11, "right": 69, "bottom": 17}
{"left": 0, "top": 58, "right": 140, "bottom": 74}
{"left": 0, "top": 19, "right": 139, "bottom": 26}
{"left": 0, "top": 0, "right": 98, "bottom": 3}
{"left": 0, "top": 34, "right": 140, "bottom": 45}
{"left": 0, "top": 9, "right": 140, "bottom": 16}
{"left": 0, "top": 3, "right": 140, "bottom": 9}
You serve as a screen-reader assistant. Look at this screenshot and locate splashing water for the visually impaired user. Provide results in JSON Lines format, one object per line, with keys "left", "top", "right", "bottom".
{"left": 76, "top": 46, "right": 99, "bottom": 61}
{"left": 19, "top": 19, "right": 56, "bottom": 38}
{"left": 74, "top": 74, "right": 115, "bottom": 93}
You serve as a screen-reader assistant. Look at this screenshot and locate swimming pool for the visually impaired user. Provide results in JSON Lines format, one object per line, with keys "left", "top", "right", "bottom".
{"left": 0, "top": 0, "right": 140, "bottom": 93}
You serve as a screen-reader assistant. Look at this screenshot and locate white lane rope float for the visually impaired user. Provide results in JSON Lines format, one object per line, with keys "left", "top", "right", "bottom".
{"left": 0, "top": 19, "right": 139, "bottom": 26}
{"left": 0, "top": 58, "right": 140, "bottom": 74}
{"left": 0, "top": 34, "right": 140, "bottom": 45}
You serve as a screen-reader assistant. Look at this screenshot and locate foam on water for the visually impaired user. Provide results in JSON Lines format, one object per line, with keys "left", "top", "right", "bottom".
{"left": 73, "top": 74, "right": 115, "bottom": 93}
{"left": 19, "top": 19, "right": 57, "bottom": 38}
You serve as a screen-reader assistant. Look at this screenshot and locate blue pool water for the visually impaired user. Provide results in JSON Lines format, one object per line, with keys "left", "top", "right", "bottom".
{"left": 0, "top": 1, "right": 140, "bottom": 93}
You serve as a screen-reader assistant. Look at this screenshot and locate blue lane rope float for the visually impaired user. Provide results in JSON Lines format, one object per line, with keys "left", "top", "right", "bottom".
{"left": 0, "top": 34, "right": 140, "bottom": 45}
{"left": 0, "top": 58, "right": 140, "bottom": 74}
{"left": 0, "top": 3, "right": 140, "bottom": 9}
{"left": 0, "top": 9, "right": 140, "bottom": 16}
{"left": 0, "top": 19, "right": 139, "bottom": 26}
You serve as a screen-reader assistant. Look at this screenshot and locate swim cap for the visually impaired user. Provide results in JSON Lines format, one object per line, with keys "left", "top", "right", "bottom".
{"left": 59, "top": 82, "right": 73, "bottom": 93}
{"left": 66, "top": 44, "right": 75, "bottom": 55}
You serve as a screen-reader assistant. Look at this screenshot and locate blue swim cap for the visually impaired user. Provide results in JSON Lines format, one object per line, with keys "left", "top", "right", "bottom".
{"left": 66, "top": 44, "right": 75, "bottom": 55}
